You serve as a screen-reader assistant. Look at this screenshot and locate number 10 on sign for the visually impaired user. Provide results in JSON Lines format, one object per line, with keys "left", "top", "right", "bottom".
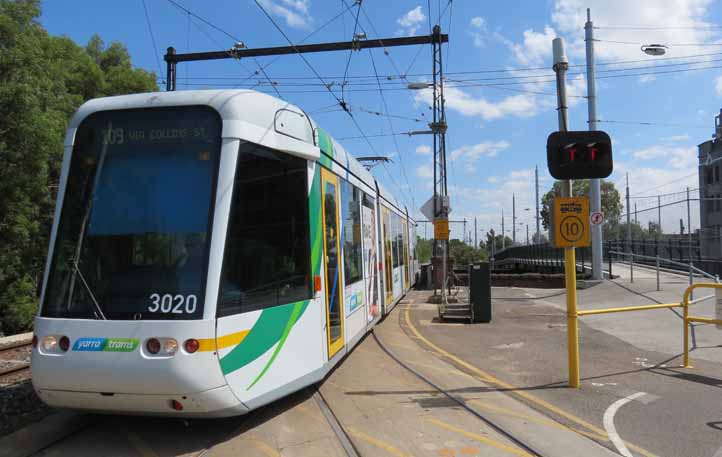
{"left": 552, "top": 197, "right": 590, "bottom": 248}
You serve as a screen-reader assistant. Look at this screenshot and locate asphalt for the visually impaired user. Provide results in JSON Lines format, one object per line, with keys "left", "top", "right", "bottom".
{"left": 10, "top": 264, "right": 722, "bottom": 457}
{"left": 403, "top": 271, "right": 722, "bottom": 457}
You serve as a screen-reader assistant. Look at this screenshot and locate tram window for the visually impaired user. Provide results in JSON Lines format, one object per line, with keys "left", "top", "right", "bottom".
{"left": 218, "top": 142, "right": 311, "bottom": 316}
{"left": 41, "top": 106, "right": 221, "bottom": 320}
{"left": 341, "top": 180, "right": 363, "bottom": 285}
{"left": 392, "top": 213, "right": 400, "bottom": 268}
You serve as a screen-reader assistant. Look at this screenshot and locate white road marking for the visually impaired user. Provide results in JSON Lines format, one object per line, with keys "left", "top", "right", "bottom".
{"left": 603, "top": 392, "right": 648, "bottom": 457}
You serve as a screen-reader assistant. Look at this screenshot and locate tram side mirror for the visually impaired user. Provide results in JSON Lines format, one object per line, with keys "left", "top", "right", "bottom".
{"left": 547, "top": 130, "right": 613, "bottom": 180}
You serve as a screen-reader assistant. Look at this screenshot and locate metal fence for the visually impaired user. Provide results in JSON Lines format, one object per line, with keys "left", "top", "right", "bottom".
{"left": 492, "top": 238, "right": 722, "bottom": 278}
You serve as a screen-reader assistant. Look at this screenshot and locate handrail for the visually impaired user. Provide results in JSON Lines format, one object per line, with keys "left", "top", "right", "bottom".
{"left": 682, "top": 283, "right": 722, "bottom": 368}
{"left": 608, "top": 250, "right": 718, "bottom": 280}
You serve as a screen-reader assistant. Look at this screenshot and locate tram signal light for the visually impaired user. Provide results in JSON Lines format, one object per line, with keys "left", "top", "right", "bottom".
{"left": 547, "top": 130, "right": 613, "bottom": 180}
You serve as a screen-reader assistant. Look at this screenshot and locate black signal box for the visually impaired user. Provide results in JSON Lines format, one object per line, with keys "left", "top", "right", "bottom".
{"left": 546, "top": 130, "right": 613, "bottom": 180}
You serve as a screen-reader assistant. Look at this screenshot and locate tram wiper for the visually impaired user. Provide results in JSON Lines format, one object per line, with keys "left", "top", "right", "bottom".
{"left": 69, "top": 261, "right": 106, "bottom": 320}
{"left": 66, "top": 120, "right": 111, "bottom": 320}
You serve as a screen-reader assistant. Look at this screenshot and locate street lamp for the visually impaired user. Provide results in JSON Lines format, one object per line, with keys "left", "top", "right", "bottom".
{"left": 641, "top": 44, "right": 668, "bottom": 56}
{"left": 407, "top": 82, "right": 432, "bottom": 90}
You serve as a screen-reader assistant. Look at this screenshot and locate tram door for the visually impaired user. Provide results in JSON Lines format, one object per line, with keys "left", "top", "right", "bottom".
{"left": 321, "top": 169, "right": 344, "bottom": 358}
{"left": 381, "top": 207, "right": 393, "bottom": 306}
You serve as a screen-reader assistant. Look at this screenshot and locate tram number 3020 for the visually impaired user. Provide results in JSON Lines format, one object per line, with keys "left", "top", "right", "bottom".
{"left": 148, "top": 294, "right": 198, "bottom": 314}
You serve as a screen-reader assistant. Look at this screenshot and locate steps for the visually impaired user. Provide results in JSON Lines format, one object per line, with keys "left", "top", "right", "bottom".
{"left": 441, "top": 302, "right": 472, "bottom": 321}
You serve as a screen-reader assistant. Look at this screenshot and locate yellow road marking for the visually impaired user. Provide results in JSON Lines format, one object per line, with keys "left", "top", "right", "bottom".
{"left": 127, "top": 432, "right": 160, "bottom": 457}
{"left": 426, "top": 418, "right": 531, "bottom": 457}
{"left": 468, "top": 399, "right": 603, "bottom": 441}
{"left": 403, "top": 307, "right": 659, "bottom": 457}
{"left": 347, "top": 428, "right": 412, "bottom": 457}
{"left": 198, "top": 329, "right": 250, "bottom": 352}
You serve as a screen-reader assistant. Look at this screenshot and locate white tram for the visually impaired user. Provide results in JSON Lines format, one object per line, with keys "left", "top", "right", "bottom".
{"left": 31, "top": 90, "right": 419, "bottom": 417}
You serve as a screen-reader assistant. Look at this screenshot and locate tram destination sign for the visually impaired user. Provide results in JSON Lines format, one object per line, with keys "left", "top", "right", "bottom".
{"left": 552, "top": 197, "right": 590, "bottom": 248}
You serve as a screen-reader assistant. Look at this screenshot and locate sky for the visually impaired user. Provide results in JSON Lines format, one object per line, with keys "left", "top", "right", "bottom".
{"left": 39, "top": 0, "right": 722, "bottom": 243}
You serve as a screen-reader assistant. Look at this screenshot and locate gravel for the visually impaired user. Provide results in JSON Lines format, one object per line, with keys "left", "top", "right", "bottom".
{"left": 0, "top": 380, "right": 54, "bottom": 438}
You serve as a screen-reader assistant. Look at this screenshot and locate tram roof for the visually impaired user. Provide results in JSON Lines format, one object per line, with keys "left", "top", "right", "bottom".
{"left": 67, "top": 89, "right": 411, "bottom": 221}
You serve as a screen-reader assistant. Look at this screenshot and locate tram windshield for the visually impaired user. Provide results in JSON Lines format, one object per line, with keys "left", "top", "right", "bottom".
{"left": 41, "top": 106, "right": 222, "bottom": 320}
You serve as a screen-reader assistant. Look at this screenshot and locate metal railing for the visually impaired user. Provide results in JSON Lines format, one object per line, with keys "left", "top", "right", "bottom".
{"left": 608, "top": 250, "right": 719, "bottom": 291}
{"left": 565, "top": 282, "right": 722, "bottom": 385}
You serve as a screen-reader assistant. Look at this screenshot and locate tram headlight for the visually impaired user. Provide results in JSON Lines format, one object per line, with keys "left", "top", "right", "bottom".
{"left": 163, "top": 338, "right": 178, "bottom": 355}
{"left": 42, "top": 336, "right": 58, "bottom": 351}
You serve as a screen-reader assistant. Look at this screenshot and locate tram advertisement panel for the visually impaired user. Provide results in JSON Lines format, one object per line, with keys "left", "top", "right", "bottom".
{"left": 362, "top": 203, "right": 379, "bottom": 321}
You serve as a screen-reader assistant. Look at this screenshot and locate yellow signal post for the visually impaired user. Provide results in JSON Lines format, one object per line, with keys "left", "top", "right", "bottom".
{"left": 434, "top": 219, "right": 449, "bottom": 240}
{"left": 552, "top": 196, "right": 590, "bottom": 388}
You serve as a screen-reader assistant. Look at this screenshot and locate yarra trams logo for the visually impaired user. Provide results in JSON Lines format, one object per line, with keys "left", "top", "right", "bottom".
{"left": 73, "top": 337, "right": 139, "bottom": 352}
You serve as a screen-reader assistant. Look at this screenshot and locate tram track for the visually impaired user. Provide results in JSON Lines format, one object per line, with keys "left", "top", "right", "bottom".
{"left": 0, "top": 340, "right": 32, "bottom": 383}
{"left": 370, "top": 329, "right": 548, "bottom": 457}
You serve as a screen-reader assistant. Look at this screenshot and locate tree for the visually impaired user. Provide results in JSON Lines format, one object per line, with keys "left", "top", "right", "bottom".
{"left": 416, "top": 236, "right": 432, "bottom": 263}
{"left": 540, "top": 180, "right": 622, "bottom": 239}
{"left": 482, "top": 231, "right": 513, "bottom": 253}
{"left": 0, "top": 0, "right": 157, "bottom": 334}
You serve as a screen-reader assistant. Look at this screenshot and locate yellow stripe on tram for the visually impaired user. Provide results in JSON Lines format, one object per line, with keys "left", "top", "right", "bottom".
{"left": 198, "top": 329, "right": 250, "bottom": 352}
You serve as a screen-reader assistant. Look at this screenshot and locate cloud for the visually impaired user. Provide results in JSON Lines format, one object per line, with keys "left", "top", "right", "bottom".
{"left": 415, "top": 86, "right": 538, "bottom": 120}
{"left": 551, "top": 0, "right": 719, "bottom": 61}
{"left": 661, "top": 134, "right": 690, "bottom": 142}
{"left": 469, "top": 16, "right": 487, "bottom": 47}
{"left": 416, "top": 163, "right": 433, "bottom": 178}
{"left": 502, "top": 26, "right": 557, "bottom": 67}
{"left": 258, "top": 0, "right": 312, "bottom": 29}
{"left": 631, "top": 145, "right": 697, "bottom": 169}
{"left": 397, "top": 6, "right": 426, "bottom": 36}
{"left": 716, "top": 75, "right": 722, "bottom": 96}
{"left": 449, "top": 140, "right": 511, "bottom": 173}
{"left": 416, "top": 145, "right": 432, "bottom": 155}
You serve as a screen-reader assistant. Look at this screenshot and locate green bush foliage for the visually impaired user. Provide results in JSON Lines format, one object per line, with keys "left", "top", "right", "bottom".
{"left": 0, "top": 0, "right": 157, "bottom": 335}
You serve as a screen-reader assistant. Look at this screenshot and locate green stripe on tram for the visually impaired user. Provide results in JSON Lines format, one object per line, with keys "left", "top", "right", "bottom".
{"left": 219, "top": 165, "right": 322, "bottom": 384}
{"left": 317, "top": 128, "right": 333, "bottom": 168}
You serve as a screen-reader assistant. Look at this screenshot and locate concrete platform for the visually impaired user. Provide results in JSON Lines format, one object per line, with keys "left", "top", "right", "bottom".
{"left": 18, "top": 295, "right": 623, "bottom": 457}
{"left": 406, "top": 278, "right": 722, "bottom": 457}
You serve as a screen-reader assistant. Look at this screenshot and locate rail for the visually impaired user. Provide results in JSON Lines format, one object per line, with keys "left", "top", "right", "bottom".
{"left": 608, "top": 250, "right": 719, "bottom": 295}
{"left": 682, "top": 283, "right": 722, "bottom": 368}
{"left": 565, "top": 282, "right": 722, "bottom": 385}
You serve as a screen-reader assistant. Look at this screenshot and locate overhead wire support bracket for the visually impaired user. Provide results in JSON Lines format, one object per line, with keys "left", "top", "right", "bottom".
{"left": 163, "top": 33, "right": 448, "bottom": 91}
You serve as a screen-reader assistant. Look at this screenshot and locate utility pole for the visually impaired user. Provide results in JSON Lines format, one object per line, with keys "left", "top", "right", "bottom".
{"left": 658, "top": 195, "right": 662, "bottom": 236}
{"left": 474, "top": 217, "right": 478, "bottom": 249}
{"left": 585, "top": 8, "right": 603, "bottom": 281}
{"left": 512, "top": 194, "right": 517, "bottom": 245}
{"left": 535, "top": 166, "right": 540, "bottom": 243}
{"left": 463, "top": 218, "right": 467, "bottom": 244}
{"left": 626, "top": 173, "right": 632, "bottom": 282}
{"left": 553, "top": 37, "right": 579, "bottom": 388}
{"left": 526, "top": 224, "right": 530, "bottom": 245}
{"left": 635, "top": 202, "right": 638, "bottom": 225}
{"left": 501, "top": 209, "right": 505, "bottom": 249}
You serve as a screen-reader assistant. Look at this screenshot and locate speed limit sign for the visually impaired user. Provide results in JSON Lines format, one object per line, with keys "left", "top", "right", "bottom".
{"left": 552, "top": 197, "right": 590, "bottom": 248}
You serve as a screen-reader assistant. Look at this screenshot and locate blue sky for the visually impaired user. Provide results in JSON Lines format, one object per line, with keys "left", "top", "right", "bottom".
{"left": 40, "top": 0, "right": 722, "bottom": 242}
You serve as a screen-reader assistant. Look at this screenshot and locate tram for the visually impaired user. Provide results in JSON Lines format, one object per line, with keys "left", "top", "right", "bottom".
{"left": 31, "top": 89, "right": 419, "bottom": 417}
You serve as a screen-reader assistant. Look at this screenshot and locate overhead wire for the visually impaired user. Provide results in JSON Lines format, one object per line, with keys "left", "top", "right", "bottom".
{"left": 595, "top": 25, "right": 722, "bottom": 31}
{"left": 595, "top": 38, "right": 722, "bottom": 47}
{"left": 253, "top": 0, "right": 383, "bottom": 164}
{"left": 340, "top": 0, "right": 363, "bottom": 105}
{"left": 140, "top": 0, "right": 164, "bottom": 80}
{"left": 165, "top": 0, "right": 283, "bottom": 99}
{"left": 368, "top": 47, "right": 416, "bottom": 209}
{"left": 595, "top": 119, "right": 708, "bottom": 128}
